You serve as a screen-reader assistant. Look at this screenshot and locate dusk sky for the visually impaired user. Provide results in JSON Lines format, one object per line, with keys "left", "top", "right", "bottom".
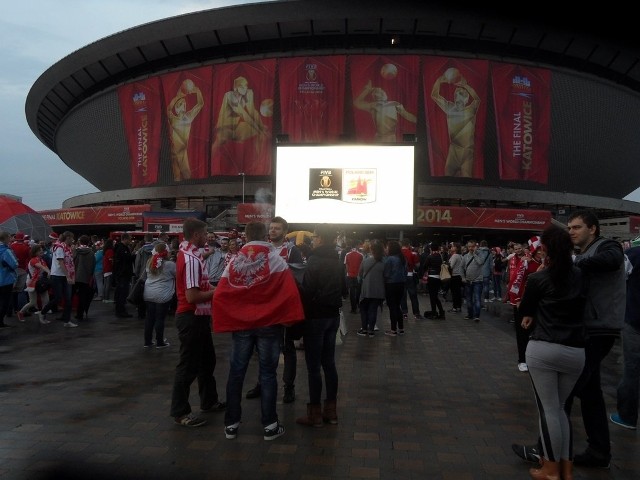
{"left": 2, "top": 0, "right": 640, "bottom": 211}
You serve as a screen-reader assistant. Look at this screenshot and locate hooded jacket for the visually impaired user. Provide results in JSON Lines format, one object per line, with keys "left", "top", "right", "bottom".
{"left": 0, "top": 242, "right": 18, "bottom": 287}
{"left": 74, "top": 246, "right": 96, "bottom": 284}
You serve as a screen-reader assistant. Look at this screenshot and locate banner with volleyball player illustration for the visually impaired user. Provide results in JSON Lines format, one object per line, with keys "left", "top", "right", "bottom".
{"left": 491, "top": 63, "right": 551, "bottom": 184}
{"left": 278, "top": 56, "right": 346, "bottom": 143}
{"left": 350, "top": 55, "right": 419, "bottom": 142}
{"left": 160, "top": 67, "right": 213, "bottom": 182}
{"left": 422, "top": 57, "right": 489, "bottom": 179}
{"left": 210, "top": 60, "right": 276, "bottom": 176}
{"left": 118, "top": 78, "right": 163, "bottom": 187}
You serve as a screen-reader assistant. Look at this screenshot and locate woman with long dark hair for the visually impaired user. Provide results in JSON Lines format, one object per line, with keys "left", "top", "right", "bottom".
{"left": 383, "top": 240, "right": 407, "bottom": 336}
{"left": 519, "top": 225, "right": 586, "bottom": 480}
{"left": 422, "top": 242, "right": 446, "bottom": 319}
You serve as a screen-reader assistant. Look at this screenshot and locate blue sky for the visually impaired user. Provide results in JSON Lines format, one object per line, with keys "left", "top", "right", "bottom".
{"left": 2, "top": 0, "right": 640, "bottom": 211}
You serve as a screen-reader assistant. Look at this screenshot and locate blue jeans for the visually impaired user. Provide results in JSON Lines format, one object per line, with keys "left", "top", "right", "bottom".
{"left": 346, "top": 277, "right": 360, "bottom": 312}
{"left": 303, "top": 316, "right": 340, "bottom": 404}
{"left": 144, "top": 300, "right": 170, "bottom": 346}
{"left": 224, "top": 325, "right": 282, "bottom": 427}
{"left": 385, "top": 283, "right": 405, "bottom": 331}
{"left": 0, "top": 284, "right": 13, "bottom": 324}
{"left": 482, "top": 276, "right": 492, "bottom": 301}
{"left": 42, "top": 275, "right": 72, "bottom": 321}
{"left": 492, "top": 274, "right": 503, "bottom": 300}
{"left": 114, "top": 276, "right": 131, "bottom": 314}
{"left": 617, "top": 323, "right": 640, "bottom": 426}
{"left": 359, "top": 298, "right": 383, "bottom": 332}
{"left": 170, "top": 312, "right": 220, "bottom": 418}
{"left": 465, "top": 281, "right": 483, "bottom": 319}
{"left": 401, "top": 275, "right": 420, "bottom": 316}
{"left": 282, "top": 328, "right": 297, "bottom": 387}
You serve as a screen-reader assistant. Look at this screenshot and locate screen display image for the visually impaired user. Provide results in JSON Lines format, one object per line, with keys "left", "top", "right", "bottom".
{"left": 275, "top": 145, "right": 415, "bottom": 225}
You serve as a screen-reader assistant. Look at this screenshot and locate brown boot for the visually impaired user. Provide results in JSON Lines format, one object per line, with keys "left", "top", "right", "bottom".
{"left": 296, "top": 403, "right": 323, "bottom": 427}
{"left": 322, "top": 399, "right": 338, "bottom": 425}
{"left": 529, "top": 458, "right": 560, "bottom": 480}
{"left": 560, "top": 459, "right": 573, "bottom": 480}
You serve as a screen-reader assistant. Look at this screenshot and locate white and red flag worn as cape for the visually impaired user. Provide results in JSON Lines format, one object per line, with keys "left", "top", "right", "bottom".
{"left": 212, "top": 241, "right": 304, "bottom": 333}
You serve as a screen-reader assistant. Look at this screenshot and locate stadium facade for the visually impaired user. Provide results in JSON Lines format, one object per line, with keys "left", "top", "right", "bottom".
{"left": 25, "top": 0, "right": 640, "bottom": 241}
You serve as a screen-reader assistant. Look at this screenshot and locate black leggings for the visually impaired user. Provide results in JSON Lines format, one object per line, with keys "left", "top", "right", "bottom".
{"left": 427, "top": 277, "right": 444, "bottom": 316}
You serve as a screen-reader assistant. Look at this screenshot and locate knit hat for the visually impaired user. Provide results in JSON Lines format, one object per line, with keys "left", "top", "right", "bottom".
{"left": 528, "top": 235, "right": 542, "bottom": 253}
{"left": 14, "top": 232, "right": 25, "bottom": 241}
{"left": 49, "top": 232, "right": 59, "bottom": 240}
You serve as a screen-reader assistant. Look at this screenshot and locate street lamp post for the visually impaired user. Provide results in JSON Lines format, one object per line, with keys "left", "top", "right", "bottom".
{"left": 238, "top": 172, "right": 245, "bottom": 203}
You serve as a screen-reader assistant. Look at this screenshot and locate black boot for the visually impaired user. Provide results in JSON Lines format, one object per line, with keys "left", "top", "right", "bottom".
{"left": 283, "top": 384, "right": 295, "bottom": 403}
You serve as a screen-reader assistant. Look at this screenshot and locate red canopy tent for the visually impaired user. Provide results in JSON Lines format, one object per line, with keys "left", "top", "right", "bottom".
{"left": 0, "top": 196, "right": 52, "bottom": 241}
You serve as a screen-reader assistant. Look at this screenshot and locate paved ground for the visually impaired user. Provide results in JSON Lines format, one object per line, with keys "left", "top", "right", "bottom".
{"left": 0, "top": 295, "right": 637, "bottom": 480}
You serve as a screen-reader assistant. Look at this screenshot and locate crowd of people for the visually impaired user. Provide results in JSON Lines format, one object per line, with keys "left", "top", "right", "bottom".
{"left": 0, "top": 209, "right": 637, "bottom": 476}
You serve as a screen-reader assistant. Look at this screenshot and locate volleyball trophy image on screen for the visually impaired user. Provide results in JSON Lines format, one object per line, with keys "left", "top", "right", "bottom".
{"left": 308, "top": 168, "right": 342, "bottom": 200}
{"left": 353, "top": 63, "right": 417, "bottom": 142}
{"left": 167, "top": 78, "right": 204, "bottom": 181}
{"left": 431, "top": 67, "right": 480, "bottom": 177}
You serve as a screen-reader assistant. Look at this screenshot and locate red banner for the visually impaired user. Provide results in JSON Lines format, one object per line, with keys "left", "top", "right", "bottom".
{"left": 39, "top": 205, "right": 151, "bottom": 226}
{"left": 118, "top": 79, "right": 162, "bottom": 187}
{"left": 160, "top": 67, "right": 213, "bottom": 181}
{"left": 210, "top": 60, "right": 276, "bottom": 176}
{"left": 278, "top": 56, "right": 346, "bottom": 143}
{"left": 416, "top": 206, "right": 552, "bottom": 230}
{"left": 492, "top": 63, "right": 551, "bottom": 184}
{"left": 630, "top": 216, "right": 640, "bottom": 235}
{"left": 350, "top": 55, "right": 419, "bottom": 142}
{"left": 423, "top": 57, "right": 489, "bottom": 178}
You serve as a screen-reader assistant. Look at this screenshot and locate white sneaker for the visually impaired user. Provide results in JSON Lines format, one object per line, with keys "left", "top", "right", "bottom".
{"left": 518, "top": 363, "right": 529, "bottom": 372}
{"left": 38, "top": 312, "right": 50, "bottom": 324}
{"left": 64, "top": 321, "right": 78, "bottom": 328}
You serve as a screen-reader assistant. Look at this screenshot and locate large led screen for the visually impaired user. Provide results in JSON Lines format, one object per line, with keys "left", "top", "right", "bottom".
{"left": 275, "top": 145, "right": 415, "bottom": 225}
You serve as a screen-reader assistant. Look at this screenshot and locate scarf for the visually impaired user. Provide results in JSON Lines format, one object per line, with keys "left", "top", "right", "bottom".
{"left": 150, "top": 249, "right": 168, "bottom": 273}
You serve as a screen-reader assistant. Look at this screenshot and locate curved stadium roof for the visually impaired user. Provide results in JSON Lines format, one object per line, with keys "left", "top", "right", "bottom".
{"left": 25, "top": 0, "right": 640, "bottom": 213}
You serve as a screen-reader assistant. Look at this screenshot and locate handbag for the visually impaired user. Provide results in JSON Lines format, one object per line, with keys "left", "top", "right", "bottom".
{"left": 35, "top": 272, "right": 52, "bottom": 294}
{"left": 439, "top": 262, "right": 452, "bottom": 281}
{"left": 127, "top": 276, "right": 145, "bottom": 306}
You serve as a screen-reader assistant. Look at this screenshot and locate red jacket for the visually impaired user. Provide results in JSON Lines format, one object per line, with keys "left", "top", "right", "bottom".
{"left": 344, "top": 249, "right": 364, "bottom": 278}
{"left": 11, "top": 241, "right": 30, "bottom": 269}
{"left": 401, "top": 246, "right": 419, "bottom": 273}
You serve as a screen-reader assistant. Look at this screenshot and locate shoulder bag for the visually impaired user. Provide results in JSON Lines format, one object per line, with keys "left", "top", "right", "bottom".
{"left": 35, "top": 272, "right": 52, "bottom": 294}
{"left": 439, "top": 258, "right": 452, "bottom": 281}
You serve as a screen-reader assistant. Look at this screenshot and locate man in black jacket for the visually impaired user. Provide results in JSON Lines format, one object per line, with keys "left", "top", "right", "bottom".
{"left": 113, "top": 233, "right": 134, "bottom": 318}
